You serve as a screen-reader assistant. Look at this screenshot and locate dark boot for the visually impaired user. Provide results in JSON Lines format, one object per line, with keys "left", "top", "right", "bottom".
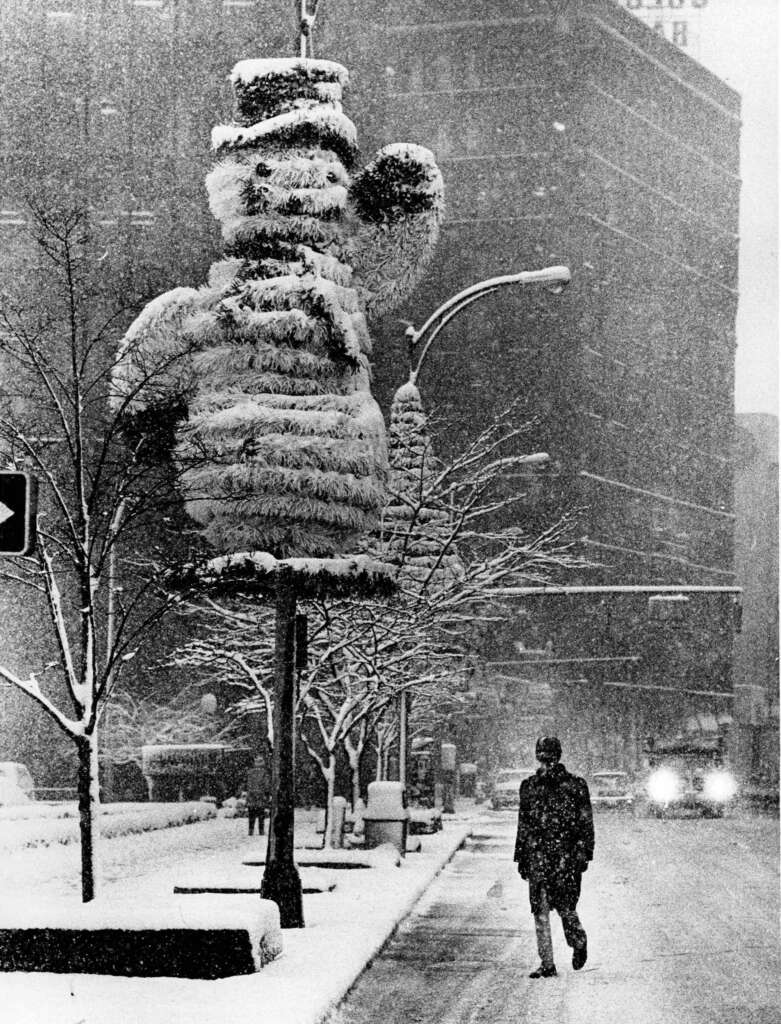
{"left": 529, "top": 964, "right": 557, "bottom": 978}
{"left": 572, "top": 941, "right": 588, "bottom": 970}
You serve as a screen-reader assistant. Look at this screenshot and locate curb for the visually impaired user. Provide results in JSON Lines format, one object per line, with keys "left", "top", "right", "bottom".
{"left": 314, "top": 823, "right": 472, "bottom": 1024}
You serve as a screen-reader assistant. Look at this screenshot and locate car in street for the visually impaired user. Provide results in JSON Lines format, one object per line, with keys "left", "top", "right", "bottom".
{"left": 408, "top": 806, "right": 443, "bottom": 834}
{"left": 589, "top": 769, "right": 634, "bottom": 812}
{"left": 489, "top": 767, "right": 536, "bottom": 810}
{"left": 639, "top": 735, "right": 738, "bottom": 818}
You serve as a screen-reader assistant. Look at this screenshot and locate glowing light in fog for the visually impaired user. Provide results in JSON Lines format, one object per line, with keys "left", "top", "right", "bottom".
{"left": 703, "top": 770, "right": 738, "bottom": 802}
{"left": 647, "top": 767, "right": 682, "bottom": 803}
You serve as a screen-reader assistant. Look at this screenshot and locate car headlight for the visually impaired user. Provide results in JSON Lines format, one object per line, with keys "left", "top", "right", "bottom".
{"left": 703, "top": 770, "right": 738, "bottom": 802}
{"left": 647, "top": 768, "right": 682, "bottom": 803}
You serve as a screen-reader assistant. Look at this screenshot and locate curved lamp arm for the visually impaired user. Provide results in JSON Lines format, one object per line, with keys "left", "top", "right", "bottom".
{"left": 406, "top": 265, "right": 571, "bottom": 383}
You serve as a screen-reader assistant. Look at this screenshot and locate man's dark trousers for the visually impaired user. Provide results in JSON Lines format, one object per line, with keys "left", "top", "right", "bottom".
{"left": 248, "top": 806, "right": 264, "bottom": 836}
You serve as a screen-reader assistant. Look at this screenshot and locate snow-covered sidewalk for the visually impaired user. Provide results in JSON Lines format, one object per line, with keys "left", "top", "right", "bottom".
{"left": 0, "top": 812, "right": 473, "bottom": 1024}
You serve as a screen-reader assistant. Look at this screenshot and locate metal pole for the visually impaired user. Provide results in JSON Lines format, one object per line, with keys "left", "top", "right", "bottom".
{"left": 102, "top": 497, "right": 126, "bottom": 804}
{"left": 260, "top": 565, "right": 304, "bottom": 928}
{"left": 406, "top": 266, "right": 571, "bottom": 382}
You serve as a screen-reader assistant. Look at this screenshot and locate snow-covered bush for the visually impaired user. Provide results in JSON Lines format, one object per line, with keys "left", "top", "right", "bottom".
{"left": 0, "top": 801, "right": 217, "bottom": 851}
{"left": 0, "top": 801, "right": 162, "bottom": 823}
{"left": 219, "top": 795, "right": 245, "bottom": 818}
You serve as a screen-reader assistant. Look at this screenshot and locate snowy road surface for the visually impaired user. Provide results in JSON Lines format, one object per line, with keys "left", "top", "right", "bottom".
{"left": 331, "top": 811, "right": 780, "bottom": 1024}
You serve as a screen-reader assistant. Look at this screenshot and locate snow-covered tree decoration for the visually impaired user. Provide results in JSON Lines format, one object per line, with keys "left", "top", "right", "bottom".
{"left": 377, "top": 380, "right": 463, "bottom": 584}
{"left": 113, "top": 58, "right": 444, "bottom": 560}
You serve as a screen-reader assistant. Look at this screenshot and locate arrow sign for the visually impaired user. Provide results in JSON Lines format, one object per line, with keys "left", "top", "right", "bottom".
{"left": 0, "top": 472, "right": 37, "bottom": 556}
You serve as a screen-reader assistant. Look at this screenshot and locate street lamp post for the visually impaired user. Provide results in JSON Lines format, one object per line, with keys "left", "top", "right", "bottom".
{"left": 396, "top": 264, "right": 571, "bottom": 793}
{"left": 404, "top": 266, "right": 571, "bottom": 383}
{"left": 260, "top": 566, "right": 303, "bottom": 928}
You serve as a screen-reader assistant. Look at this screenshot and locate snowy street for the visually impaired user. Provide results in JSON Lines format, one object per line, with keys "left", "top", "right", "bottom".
{"left": 332, "top": 809, "right": 780, "bottom": 1024}
{"left": 0, "top": 801, "right": 778, "bottom": 1023}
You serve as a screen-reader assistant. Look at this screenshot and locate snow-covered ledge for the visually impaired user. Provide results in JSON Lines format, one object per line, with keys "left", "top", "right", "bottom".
{"left": 170, "top": 551, "right": 397, "bottom": 600}
{"left": 0, "top": 895, "right": 282, "bottom": 978}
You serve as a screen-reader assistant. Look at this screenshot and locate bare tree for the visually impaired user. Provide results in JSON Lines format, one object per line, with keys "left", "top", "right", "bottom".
{"left": 172, "top": 598, "right": 277, "bottom": 749}
{"left": 296, "top": 598, "right": 457, "bottom": 845}
{"left": 0, "top": 204, "right": 189, "bottom": 901}
{"left": 100, "top": 685, "right": 237, "bottom": 775}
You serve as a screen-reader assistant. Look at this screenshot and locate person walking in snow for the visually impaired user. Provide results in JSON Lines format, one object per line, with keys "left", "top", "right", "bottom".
{"left": 514, "top": 736, "right": 594, "bottom": 978}
{"left": 246, "top": 757, "right": 268, "bottom": 837}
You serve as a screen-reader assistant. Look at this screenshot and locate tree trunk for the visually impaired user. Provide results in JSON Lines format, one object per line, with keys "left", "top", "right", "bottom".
{"left": 348, "top": 751, "right": 361, "bottom": 810}
{"left": 322, "top": 754, "right": 337, "bottom": 849}
{"left": 76, "top": 729, "right": 100, "bottom": 903}
{"left": 343, "top": 732, "right": 362, "bottom": 810}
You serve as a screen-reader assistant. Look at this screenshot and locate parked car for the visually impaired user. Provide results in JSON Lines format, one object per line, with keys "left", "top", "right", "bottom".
{"left": 0, "top": 762, "right": 35, "bottom": 804}
{"left": 589, "top": 770, "right": 634, "bottom": 812}
{"left": 408, "top": 806, "right": 443, "bottom": 835}
{"left": 489, "top": 767, "right": 535, "bottom": 810}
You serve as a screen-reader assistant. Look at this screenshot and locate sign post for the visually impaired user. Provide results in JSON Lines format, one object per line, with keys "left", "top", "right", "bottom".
{"left": 0, "top": 472, "right": 37, "bottom": 556}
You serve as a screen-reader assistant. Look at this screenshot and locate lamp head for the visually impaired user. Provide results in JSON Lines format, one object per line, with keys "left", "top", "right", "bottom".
{"left": 544, "top": 267, "right": 571, "bottom": 295}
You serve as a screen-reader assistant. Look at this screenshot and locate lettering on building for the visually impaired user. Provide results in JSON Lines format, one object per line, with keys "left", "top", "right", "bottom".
{"left": 620, "top": 0, "right": 710, "bottom": 55}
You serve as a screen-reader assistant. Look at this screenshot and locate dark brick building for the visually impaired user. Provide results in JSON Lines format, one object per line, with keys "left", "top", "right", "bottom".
{"left": 321, "top": 0, "right": 742, "bottom": 770}
{"left": 0, "top": 0, "right": 741, "bottom": 773}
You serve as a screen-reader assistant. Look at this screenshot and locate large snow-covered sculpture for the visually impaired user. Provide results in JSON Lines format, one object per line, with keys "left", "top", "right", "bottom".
{"left": 113, "top": 58, "right": 444, "bottom": 559}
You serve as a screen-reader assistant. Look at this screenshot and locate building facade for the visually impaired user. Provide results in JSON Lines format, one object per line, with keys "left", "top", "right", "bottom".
{"left": 0, "top": 0, "right": 741, "bottom": 774}
{"left": 732, "top": 414, "right": 779, "bottom": 791}
{"left": 320, "top": 0, "right": 741, "bottom": 770}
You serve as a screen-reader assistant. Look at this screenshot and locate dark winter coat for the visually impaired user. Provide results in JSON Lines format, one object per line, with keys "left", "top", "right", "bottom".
{"left": 246, "top": 767, "right": 268, "bottom": 808}
{"left": 514, "top": 763, "right": 594, "bottom": 914}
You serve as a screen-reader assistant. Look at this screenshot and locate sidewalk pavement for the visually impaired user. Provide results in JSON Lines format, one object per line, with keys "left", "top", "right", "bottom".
{"left": 0, "top": 805, "right": 483, "bottom": 1024}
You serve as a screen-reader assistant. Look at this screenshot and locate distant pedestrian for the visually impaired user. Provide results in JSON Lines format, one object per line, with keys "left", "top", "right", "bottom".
{"left": 514, "top": 736, "right": 594, "bottom": 978}
{"left": 246, "top": 757, "right": 268, "bottom": 837}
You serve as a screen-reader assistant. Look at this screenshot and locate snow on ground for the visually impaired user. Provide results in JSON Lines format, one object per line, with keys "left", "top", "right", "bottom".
{"left": 0, "top": 801, "right": 216, "bottom": 850}
{"left": 0, "top": 806, "right": 472, "bottom": 1024}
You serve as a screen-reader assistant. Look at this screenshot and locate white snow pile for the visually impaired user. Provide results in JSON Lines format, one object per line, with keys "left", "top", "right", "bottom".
{"left": 363, "top": 781, "right": 410, "bottom": 820}
{"left": 0, "top": 801, "right": 216, "bottom": 852}
{"left": 0, "top": 893, "right": 283, "bottom": 971}
{"left": 0, "top": 779, "right": 31, "bottom": 806}
{"left": 204, "top": 550, "right": 393, "bottom": 580}
{"left": 187, "top": 550, "right": 398, "bottom": 600}
{"left": 231, "top": 57, "right": 349, "bottom": 88}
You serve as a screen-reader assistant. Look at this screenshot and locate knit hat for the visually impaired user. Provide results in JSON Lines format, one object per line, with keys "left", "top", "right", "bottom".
{"left": 535, "top": 736, "right": 562, "bottom": 763}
